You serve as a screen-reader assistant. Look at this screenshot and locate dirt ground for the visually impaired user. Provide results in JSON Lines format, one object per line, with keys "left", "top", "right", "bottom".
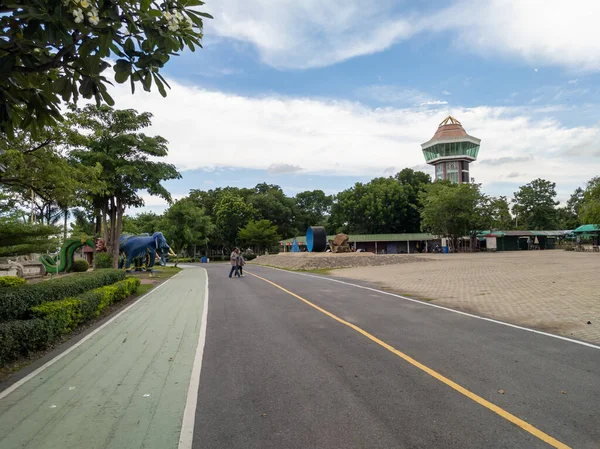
{"left": 251, "top": 252, "right": 428, "bottom": 271}
{"left": 331, "top": 251, "right": 600, "bottom": 344}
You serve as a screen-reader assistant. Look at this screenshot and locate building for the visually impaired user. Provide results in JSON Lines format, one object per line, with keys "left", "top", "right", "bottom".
{"left": 421, "top": 116, "right": 481, "bottom": 183}
{"left": 280, "top": 233, "right": 441, "bottom": 254}
{"left": 481, "top": 230, "right": 570, "bottom": 251}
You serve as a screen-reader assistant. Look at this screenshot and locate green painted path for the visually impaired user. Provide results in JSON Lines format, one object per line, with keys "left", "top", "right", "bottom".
{"left": 0, "top": 267, "right": 207, "bottom": 449}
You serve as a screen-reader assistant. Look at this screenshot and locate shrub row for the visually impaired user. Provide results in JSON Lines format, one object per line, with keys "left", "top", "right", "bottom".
{"left": 93, "top": 252, "right": 113, "bottom": 268}
{"left": 0, "top": 277, "right": 140, "bottom": 365}
{"left": 0, "top": 269, "right": 125, "bottom": 321}
{"left": 0, "top": 276, "right": 26, "bottom": 288}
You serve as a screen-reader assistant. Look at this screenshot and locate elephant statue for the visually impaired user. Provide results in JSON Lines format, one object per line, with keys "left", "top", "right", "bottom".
{"left": 118, "top": 232, "right": 176, "bottom": 270}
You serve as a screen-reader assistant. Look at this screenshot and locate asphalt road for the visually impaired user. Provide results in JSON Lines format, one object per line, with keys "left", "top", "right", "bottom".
{"left": 194, "top": 264, "right": 600, "bottom": 449}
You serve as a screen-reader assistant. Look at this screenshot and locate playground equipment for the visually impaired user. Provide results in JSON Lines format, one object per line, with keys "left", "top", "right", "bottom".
{"left": 39, "top": 237, "right": 94, "bottom": 273}
{"left": 118, "top": 232, "right": 176, "bottom": 270}
{"left": 306, "top": 226, "right": 327, "bottom": 252}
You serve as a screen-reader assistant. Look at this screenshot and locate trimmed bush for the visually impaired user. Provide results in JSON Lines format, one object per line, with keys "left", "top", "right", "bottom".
{"left": 0, "top": 318, "right": 56, "bottom": 365}
{"left": 243, "top": 254, "right": 257, "bottom": 261}
{"left": 0, "top": 277, "right": 140, "bottom": 365}
{"left": 0, "top": 269, "right": 125, "bottom": 321}
{"left": 72, "top": 259, "right": 89, "bottom": 272}
{"left": 31, "top": 298, "right": 82, "bottom": 335}
{"left": 94, "top": 252, "right": 113, "bottom": 269}
{"left": 0, "top": 276, "right": 26, "bottom": 288}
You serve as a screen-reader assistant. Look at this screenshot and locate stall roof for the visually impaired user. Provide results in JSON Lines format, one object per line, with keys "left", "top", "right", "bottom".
{"left": 482, "top": 230, "right": 569, "bottom": 238}
{"left": 280, "top": 233, "right": 437, "bottom": 245}
{"left": 572, "top": 224, "right": 600, "bottom": 234}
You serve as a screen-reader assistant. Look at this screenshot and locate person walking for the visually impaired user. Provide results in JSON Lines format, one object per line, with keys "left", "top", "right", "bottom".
{"left": 229, "top": 248, "right": 240, "bottom": 278}
{"left": 237, "top": 253, "right": 246, "bottom": 277}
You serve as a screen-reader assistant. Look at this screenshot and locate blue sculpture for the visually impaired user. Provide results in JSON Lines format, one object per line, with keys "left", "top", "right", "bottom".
{"left": 118, "top": 232, "right": 176, "bottom": 270}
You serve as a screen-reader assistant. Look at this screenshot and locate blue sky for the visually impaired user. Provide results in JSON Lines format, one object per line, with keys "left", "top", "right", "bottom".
{"left": 111, "top": 0, "right": 600, "bottom": 213}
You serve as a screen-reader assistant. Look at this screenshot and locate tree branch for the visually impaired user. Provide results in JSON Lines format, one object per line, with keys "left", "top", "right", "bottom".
{"left": 22, "top": 139, "right": 53, "bottom": 154}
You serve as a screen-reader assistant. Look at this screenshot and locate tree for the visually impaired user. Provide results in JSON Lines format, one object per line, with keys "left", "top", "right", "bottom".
{"left": 0, "top": 220, "right": 60, "bottom": 257}
{"left": 67, "top": 105, "right": 180, "bottom": 267}
{"left": 163, "top": 198, "right": 213, "bottom": 265}
{"left": 238, "top": 219, "right": 281, "bottom": 254}
{"left": 295, "top": 190, "right": 333, "bottom": 233}
{"left": 394, "top": 168, "right": 431, "bottom": 232}
{"left": 512, "top": 179, "right": 559, "bottom": 230}
{"left": 483, "top": 196, "right": 514, "bottom": 230}
{"left": 249, "top": 184, "right": 297, "bottom": 238}
{"left": 330, "top": 177, "right": 412, "bottom": 234}
{"left": 122, "top": 211, "right": 163, "bottom": 235}
{"left": 580, "top": 177, "right": 600, "bottom": 225}
{"left": 0, "top": 129, "right": 103, "bottom": 227}
{"left": 420, "top": 181, "right": 488, "bottom": 250}
{"left": 214, "top": 193, "right": 256, "bottom": 249}
{"left": 0, "top": 0, "right": 212, "bottom": 137}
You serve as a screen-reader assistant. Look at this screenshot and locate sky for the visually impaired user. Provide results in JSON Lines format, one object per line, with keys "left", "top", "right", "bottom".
{"left": 112, "top": 0, "right": 600, "bottom": 214}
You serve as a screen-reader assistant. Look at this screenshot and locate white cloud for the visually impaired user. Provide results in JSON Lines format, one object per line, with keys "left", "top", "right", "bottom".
{"left": 109, "top": 80, "right": 600, "bottom": 196}
{"left": 206, "top": 0, "right": 420, "bottom": 69}
{"left": 357, "top": 85, "right": 447, "bottom": 107}
{"left": 420, "top": 100, "right": 449, "bottom": 106}
{"left": 206, "top": 0, "right": 600, "bottom": 72}
{"left": 442, "top": 91, "right": 452, "bottom": 96}
{"left": 435, "top": 0, "right": 600, "bottom": 73}
{"left": 268, "top": 163, "right": 303, "bottom": 174}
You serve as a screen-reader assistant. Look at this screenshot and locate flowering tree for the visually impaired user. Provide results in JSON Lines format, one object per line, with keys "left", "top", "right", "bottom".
{"left": 0, "top": 0, "right": 211, "bottom": 137}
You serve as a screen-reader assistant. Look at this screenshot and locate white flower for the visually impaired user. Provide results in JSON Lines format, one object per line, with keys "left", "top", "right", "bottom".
{"left": 163, "top": 11, "right": 172, "bottom": 21}
{"left": 80, "top": 0, "right": 89, "bottom": 8}
{"left": 175, "top": 11, "right": 184, "bottom": 22}
{"left": 62, "top": 0, "right": 71, "bottom": 6}
{"left": 73, "top": 8, "right": 84, "bottom": 23}
{"left": 87, "top": 8, "right": 99, "bottom": 25}
{"left": 168, "top": 21, "right": 179, "bottom": 31}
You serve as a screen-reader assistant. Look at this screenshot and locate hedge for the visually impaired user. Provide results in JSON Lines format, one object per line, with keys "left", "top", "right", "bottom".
{"left": 0, "top": 276, "right": 26, "bottom": 288}
{"left": 1, "top": 277, "right": 140, "bottom": 365}
{"left": 0, "top": 269, "right": 125, "bottom": 321}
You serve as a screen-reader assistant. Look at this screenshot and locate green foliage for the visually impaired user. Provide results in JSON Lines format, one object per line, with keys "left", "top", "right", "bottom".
{"left": 581, "top": 176, "right": 600, "bottom": 225}
{"left": 238, "top": 219, "right": 281, "bottom": 253}
{"left": 0, "top": 276, "right": 26, "bottom": 288}
{"left": 30, "top": 298, "right": 82, "bottom": 336}
{"left": 0, "top": 0, "right": 211, "bottom": 137}
{"left": 162, "top": 197, "right": 213, "bottom": 260}
{"left": 67, "top": 105, "right": 181, "bottom": 267}
{"left": 215, "top": 193, "right": 257, "bottom": 248}
{"left": 0, "top": 318, "right": 55, "bottom": 365}
{"left": 294, "top": 190, "right": 333, "bottom": 234}
{"left": 420, "top": 181, "right": 488, "bottom": 249}
{"left": 1, "top": 277, "right": 139, "bottom": 365}
{"left": 72, "top": 259, "right": 89, "bottom": 272}
{"left": 330, "top": 170, "right": 431, "bottom": 234}
{"left": 0, "top": 220, "right": 60, "bottom": 256}
{"left": 0, "top": 269, "right": 125, "bottom": 321}
{"left": 512, "top": 179, "right": 559, "bottom": 230}
{"left": 0, "top": 129, "right": 104, "bottom": 221}
{"left": 93, "top": 252, "right": 113, "bottom": 269}
{"left": 483, "top": 196, "right": 514, "bottom": 230}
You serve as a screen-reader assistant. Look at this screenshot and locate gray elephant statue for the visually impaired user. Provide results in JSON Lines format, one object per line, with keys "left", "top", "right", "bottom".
{"left": 119, "top": 232, "right": 176, "bottom": 270}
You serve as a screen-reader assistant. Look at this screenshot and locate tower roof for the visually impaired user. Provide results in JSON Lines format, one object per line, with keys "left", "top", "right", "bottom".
{"left": 421, "top": 115, "right": 481, "bottom": 150}
{"left": 431, "top": 116, "right": 469, "bottom": 140}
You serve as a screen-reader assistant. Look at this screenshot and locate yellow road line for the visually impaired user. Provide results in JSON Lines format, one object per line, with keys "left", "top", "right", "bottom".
{"left": 248, "top": 271, "right": 571, "bottom": 449}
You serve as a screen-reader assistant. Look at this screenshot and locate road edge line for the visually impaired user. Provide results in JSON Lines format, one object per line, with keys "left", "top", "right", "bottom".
{"left": 252, "top": 265, "right": 600, "bottom": 350}
{"left": 178, "top": 268, "right": 209, "bottom": 449}
{"left": 0, "top": 270, "right": 183, "bottom": 400}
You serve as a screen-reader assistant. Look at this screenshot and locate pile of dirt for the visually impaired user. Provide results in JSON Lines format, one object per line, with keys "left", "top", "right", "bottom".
{"left": 250, "top": 252, "right": 429, "bottom": 271}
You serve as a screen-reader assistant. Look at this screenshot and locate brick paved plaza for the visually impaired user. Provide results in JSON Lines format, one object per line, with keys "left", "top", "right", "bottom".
{"left": 335, "top": 251, "right": 600, "bottom": 344}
